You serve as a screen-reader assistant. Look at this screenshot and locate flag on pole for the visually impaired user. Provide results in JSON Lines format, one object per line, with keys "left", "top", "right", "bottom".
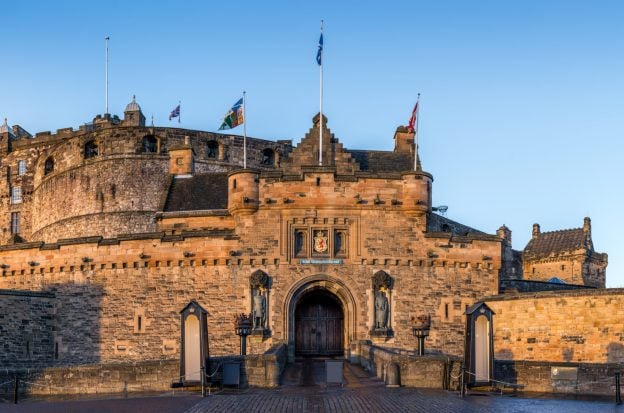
{"left": 218, "top": 98, "right": 244, "bottom": 130}
{"left": 408, "top": 100, "right": 419, "bottom": 133}
{"left": 316, "top": 33, "right": 323, "bottom": 66}
{"left": 169, "top": 104, "right": 180, "bottom": 122}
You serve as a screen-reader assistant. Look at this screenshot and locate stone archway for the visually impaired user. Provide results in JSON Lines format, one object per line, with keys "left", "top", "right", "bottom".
{"left": 284, "top": 275, "right": 356, "bottom": 362}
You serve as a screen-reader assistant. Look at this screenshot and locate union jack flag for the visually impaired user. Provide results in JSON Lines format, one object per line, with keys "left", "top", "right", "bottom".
{"left": 169, "top": 104, "right": 180, "bottom": 122}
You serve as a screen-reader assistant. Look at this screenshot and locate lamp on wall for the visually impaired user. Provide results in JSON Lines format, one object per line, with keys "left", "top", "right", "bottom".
{"left": 28, "top": 261, "right": 39, "bottom": 267}
{"left": 183, "top": 252, "right": 195, "bottom": 258}
{"left": 412, "top": 314, "right": 431, "bottom": 356}
{"left": 234, "top": 313, "right": 253, "bottom": 356}
{"left": 139, "top": 253, "right": 150, "bottom": 260}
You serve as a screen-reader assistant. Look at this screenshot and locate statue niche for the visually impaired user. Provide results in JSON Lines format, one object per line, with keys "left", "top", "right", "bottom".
{"left": 250, "top": 270, "right": 270, "bottom": 335}
{"left": 371, "top": 270, "right": 393, "bottom": 337}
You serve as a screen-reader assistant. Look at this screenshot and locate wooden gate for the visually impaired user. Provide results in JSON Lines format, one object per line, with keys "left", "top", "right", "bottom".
{"left": 295, "top": 291, "right": 344, "bottom": 356}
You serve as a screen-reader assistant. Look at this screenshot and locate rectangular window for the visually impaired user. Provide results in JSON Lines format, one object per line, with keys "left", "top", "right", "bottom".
{"left": 18, "top": 160, "right": 26, "bottom": 176}
{"left": 10, "top": 186, "right": 22, "bottom": 204}
{"left": 10, "top": 212, "right": 20, "bottom": 234}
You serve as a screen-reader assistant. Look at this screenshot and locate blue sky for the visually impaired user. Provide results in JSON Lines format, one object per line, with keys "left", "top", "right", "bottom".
{"left": 2, "top": 1, "right": 624, "bottom": 286}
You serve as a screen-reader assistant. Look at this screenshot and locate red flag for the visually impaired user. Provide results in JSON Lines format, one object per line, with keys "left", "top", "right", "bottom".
{"left": 408, "top": 100, "right": 419, "bottom": 133}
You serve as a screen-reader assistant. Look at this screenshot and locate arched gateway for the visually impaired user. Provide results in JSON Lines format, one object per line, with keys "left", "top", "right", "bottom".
{"left": 285, "top": 275, "right": 357, "bottom": 361}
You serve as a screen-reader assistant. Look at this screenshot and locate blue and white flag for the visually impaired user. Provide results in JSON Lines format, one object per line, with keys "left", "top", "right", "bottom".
{"left": 169, "top": 104, "right": 180, "bottom": 122}
{"left": 316, "top": 33, "right": 323, "bottom": 66}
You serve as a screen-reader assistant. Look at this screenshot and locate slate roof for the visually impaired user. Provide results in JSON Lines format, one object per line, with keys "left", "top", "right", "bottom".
{"left": 523, "top": 228, "right": 588, "bottom": 258}
{"left": 163, "top": 173, "right": 228, "bottom": 212}
{"left": 348, "top": 150, "right": 413, "bottom": 172}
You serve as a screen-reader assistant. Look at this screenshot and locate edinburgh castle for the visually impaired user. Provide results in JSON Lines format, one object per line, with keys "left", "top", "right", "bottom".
{"left": 0, "top": 97, "right": 620, "bottom": 396}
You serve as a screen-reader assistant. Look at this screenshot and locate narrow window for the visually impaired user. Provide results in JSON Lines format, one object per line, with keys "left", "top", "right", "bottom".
{"left": 532, "top": 267, "right": 536, "bottom": 274}
{"left": 10, "top": 186, "right": 22, "bottom": 204}
{"left": 207, "top": 141, "right": 219, "bottom": 158}
{"left": 26, "top": 340, "right": 30, "bottom": 356}
{"left": 561, "top": 264, "right": 565, "bottom": 271}
{"left": 262, "top": 148, "right": 275, "bottom": 166}
{"left": 10, "top": 212, "right": 20, "bottom": 234}
{"left": 5, "top": 166, "right": 10, "bottom": 182}
{"left": 84, "top": 141, "right": 98, "bottom": 159}
{"left": 316, "top": 177, "right": 321, "bottom": 186}
{"left": 137, "top": 316, "right": 142, "bottom": 332}
{"left": 142, "top": 135, "right": 157, "bottom": 153}
{"left": 44, "top": 157, "right": 54, "bottom": 175}
{"left": 17, "top": 160, "right": 26, "bottom": 176}
{"left": 54, "top": 342, "right": 59, "bottom": 359}
{"left": 233, "top": 179, "right": 237, "bottom": 189}
{"left": 444, "top": 303, "right": 449, "bottom": 320}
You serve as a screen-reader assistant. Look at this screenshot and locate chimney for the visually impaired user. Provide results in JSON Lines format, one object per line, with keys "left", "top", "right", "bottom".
{"left": 532, "top": 223, "right": 540, "bottom": 239}
{"left": 497, "top": 225, "right": 512, "bottom": 245}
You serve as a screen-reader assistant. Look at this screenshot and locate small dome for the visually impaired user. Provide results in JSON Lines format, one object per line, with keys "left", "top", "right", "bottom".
{"left": 125, "top": 95, "right": 142, "bottom": 112}
{"left": 0, "top": 118, "right": 13, "bottom": 135}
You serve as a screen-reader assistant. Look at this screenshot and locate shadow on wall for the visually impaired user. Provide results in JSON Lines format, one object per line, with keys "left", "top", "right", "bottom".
{"left": 607, "top": 342, "right": 624, "bottom": 363}
{"left": 0, "top": 282, "right": 104, "bottom": 399}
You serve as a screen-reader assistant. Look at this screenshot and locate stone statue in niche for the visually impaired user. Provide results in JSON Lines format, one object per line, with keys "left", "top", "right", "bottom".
{"left": 252, "top": 289, "right": 266, "bottom": 329}
{"left": 371, "top": 270, "right": 393, "bottom": 337}
{"left": 249, "top": 270, "right": 269, "bottom": 332}
{"left": 374, "top": 290, "right": 388, "bottom": 329}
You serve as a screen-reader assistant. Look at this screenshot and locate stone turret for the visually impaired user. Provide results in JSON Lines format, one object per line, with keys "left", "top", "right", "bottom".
{"left": 168, "top": 136, "right": 194, "bottom": 176}
{"left": 228, "top": 169, "right": 259, "bottom": 215}
{"left": 123, "top": 95, "right": 146, "bottom": 127}
{"left": 0, "top": 118, "right": 14, "bottom": 155}
{"left": 400, "top": 171, "right": 432, "bottom": 216}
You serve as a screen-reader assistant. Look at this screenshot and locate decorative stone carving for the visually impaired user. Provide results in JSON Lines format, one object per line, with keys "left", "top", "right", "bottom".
{"left": 250, "top": 270, "right": 269, "bottom": 289}
{"left": 372, "top": 270, "right": 392, "bottom": 290}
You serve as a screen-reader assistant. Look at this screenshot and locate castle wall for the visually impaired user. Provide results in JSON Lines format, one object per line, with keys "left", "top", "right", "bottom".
{"left": 0, "top": 290, "right": 55, "bottom": 368}
{"left": 485, "top": 289, "right": 624, "bottom": 363}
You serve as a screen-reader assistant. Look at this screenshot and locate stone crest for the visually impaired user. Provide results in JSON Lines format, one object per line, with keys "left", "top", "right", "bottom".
{"left": 313, "top": 230, "right": 329, "bottom": 253}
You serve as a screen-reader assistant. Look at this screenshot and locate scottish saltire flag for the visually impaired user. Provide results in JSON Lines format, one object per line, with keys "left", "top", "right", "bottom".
{"left": 169, "top": 105, "right": 180, "bottom": 122}
{"left": 316, "top": 33, "right": 323, "bottom": 66}
{"left": 218, "top": 98, "right": 244, "bottom": 130}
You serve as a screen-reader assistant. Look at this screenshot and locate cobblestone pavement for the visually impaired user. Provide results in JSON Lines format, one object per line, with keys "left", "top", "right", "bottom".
{"left": 0, "top": 392, "right": 201, "bottom": 413}
{"left": 186, "top": 360, "right": 624, "bottom": 413}
{"left": 1, "top": 361, "right": 622, "bottom": 413}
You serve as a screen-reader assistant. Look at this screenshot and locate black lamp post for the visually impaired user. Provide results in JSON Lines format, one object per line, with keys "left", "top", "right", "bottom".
{"left": 234, "top": 313, "right": 253, "bottom": 355}
{"left": 412, "top": 314, "right": 431, "bottom": 356}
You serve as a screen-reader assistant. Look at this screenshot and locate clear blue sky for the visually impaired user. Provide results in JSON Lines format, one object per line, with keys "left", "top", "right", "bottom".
{"left": 2, "top": 1, "right": 623, "bottom": 286}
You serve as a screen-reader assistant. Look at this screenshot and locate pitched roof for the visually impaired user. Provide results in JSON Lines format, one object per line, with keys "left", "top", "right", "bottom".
{"left": 523, "top": 227, "right": 589, "bottom": 258}
{"left": 163, "top": 173, "right": 228, "bottom": 212}
{"left": 348, "top": 150, "right": 413, "bottom": 172}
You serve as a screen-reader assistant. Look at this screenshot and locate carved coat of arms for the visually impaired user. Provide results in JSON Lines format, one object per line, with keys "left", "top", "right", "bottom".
{"left": 313, "top": 230, "right": 328, "bottom": 253}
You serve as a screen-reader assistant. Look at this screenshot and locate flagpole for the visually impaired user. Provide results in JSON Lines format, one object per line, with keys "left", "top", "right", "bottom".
{"left": 243, "top": 91, "right": 247, "bottom": 169}
{"left": 414, "top": 93, "right": 420, "bottom": 171}
{"left": 105, "top": 36, "right": 109, "bottom": 114}
{"left": 319, "top": 20, "right": 323, "bottom": 166}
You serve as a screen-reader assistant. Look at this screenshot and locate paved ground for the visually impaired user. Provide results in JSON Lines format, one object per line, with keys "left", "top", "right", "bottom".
{"left": 0, "top": 392, "right": 201, "bottom": 413}
{"left": 1, "top": 360, "right": 622, "bottom": 413}
{"left": 186, "top": 360, "right": 624, "bottom": 413}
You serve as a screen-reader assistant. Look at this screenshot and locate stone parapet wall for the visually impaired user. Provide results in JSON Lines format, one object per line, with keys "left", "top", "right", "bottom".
{"left": 485, "top": 289, "right": 624, "bottom": 363}
{"left": 0, "top": 360, "right": 179, "bottom": 398}
{"left": 355, "top": 341, "right": 462, "bottom": 389}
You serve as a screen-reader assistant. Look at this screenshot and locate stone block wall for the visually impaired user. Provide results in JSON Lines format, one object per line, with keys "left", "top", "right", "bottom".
{"left": 485, "top": 289, "right": 624, "bottom": 363}
{"left": 356, "top": 341, "right": 462, "bottom": 389}
{"left": 0, "top": 290, "right": 55, "bottom": 368}
{"left": 495, "top": 360, "right": 623, "bottom": 396}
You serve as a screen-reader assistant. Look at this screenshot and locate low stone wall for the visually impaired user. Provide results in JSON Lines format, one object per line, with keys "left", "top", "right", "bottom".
{"left": 0, "top": 345, "right": 287, "bottom": 399}
{"left": 207, "top": 344, "right": 287, "bottom": 388}
{"left": 354, "top": 341, "right": 462, "bottom": 389}
{"left": 498, "top": 279, "right": 594, "bottom": 293}
{"left": 0, "top": 360, "right": 179, "bottom": 398}
{"left": 495, "top": 360, "right": 624, "bottom": 396}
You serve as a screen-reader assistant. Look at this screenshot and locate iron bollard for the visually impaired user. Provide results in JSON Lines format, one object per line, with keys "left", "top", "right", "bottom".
{"left": 13, "top": 375, "right": 19, "bottom": 404}
{"left": 616, "top": 372, "right": 622, "bottom": 405}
